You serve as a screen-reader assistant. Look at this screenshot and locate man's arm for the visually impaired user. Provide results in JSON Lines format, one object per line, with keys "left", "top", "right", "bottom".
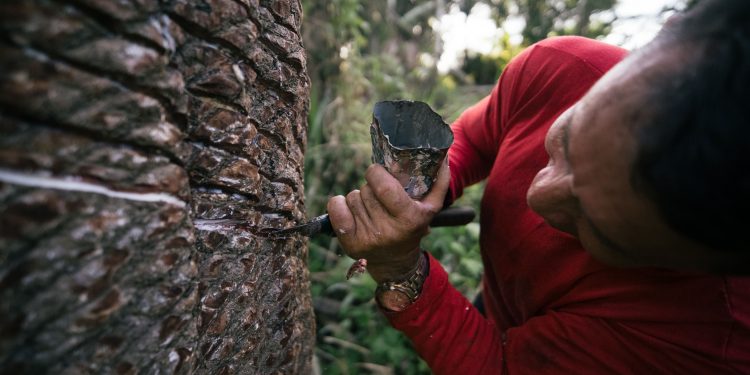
{"left": 388, "top": 275, "right": 733, "bottom": 375}
{"left": 384, "top": 253, "right": 504, "bottom": 374}
{"left": 327, "top": 161, "right": 506, "bottom": 373}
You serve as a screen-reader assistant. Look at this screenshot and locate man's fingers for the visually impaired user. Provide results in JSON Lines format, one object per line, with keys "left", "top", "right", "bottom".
{"left": 345, "top": 189, "right": 372, "bottom": 234}
{"left": 327, "top": 195, "right": 355, "bottom": 235}
{"left": 360, "top": 184, "right": 391, "bottom": 221}
{"left": 419, "top": 157, "right": 451, "bottom": 213}
{"left": 364, "top": 164, "right": 414, "bottom": 217}
{"left": 364, "top": 159, "right": 451, "bottom": 217}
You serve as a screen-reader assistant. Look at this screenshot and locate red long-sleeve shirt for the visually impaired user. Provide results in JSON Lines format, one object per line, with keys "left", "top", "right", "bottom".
{"left": 384, "top": 36, "right": 750, "bottom": 374}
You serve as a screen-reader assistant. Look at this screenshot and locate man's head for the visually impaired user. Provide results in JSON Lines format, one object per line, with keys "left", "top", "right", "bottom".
{"left": 527, "top": 0, "right": 750, "bottom": 273}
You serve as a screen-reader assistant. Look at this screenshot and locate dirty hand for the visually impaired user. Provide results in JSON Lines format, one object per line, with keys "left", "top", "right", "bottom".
{"left": 327, "top": 158, "right": 450, "bottom": 283}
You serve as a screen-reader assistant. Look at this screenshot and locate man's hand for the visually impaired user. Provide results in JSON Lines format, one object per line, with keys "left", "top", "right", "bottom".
{"left": 327, "top": 158, "right": 450, "bottom": 283}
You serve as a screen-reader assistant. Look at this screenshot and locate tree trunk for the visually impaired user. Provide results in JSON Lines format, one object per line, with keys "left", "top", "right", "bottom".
{"left": 0, "top": 0, "right": 313, "bottom": 373}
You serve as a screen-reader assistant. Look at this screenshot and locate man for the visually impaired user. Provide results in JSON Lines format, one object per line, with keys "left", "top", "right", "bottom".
{"left": 327, "top": 0, "right": 750, "bottom": 373}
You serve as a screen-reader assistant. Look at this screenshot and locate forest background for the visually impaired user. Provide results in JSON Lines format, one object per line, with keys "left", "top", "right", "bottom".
{"left": 300, "top": 0, "right": 695, "bottom": 374}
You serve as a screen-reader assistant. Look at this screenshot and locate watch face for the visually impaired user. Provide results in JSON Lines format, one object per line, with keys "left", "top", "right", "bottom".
{"left": 377, "top": 290, "right": 412, "bottom": 312}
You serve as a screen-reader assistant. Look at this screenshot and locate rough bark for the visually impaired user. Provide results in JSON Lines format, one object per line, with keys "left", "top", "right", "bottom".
{"left": 0, "top": 0, "right": 313, "bottom": 373}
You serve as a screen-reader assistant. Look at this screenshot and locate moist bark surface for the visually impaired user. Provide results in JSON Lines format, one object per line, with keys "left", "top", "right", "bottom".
{"left": 0, "top": 0, "right": 313, "bottom": 373}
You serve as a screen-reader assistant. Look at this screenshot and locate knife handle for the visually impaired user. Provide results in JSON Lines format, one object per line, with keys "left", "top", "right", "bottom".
{"left": 429, "top": 206, "right": 476, "bottom": 227}
{"left": 319, "top": 213, "right": 335, "bottom": 236}
{"left": 323, "top": 206, "right": 476, "bottom": 237}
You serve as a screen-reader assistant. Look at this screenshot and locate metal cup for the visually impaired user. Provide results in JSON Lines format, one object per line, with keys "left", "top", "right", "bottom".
{"left": 370, "top": 100, "right": 453, "bottom": 199}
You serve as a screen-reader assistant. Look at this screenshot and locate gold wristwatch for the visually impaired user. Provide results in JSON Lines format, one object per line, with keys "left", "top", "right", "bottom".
{"left": 375, "top": 252, "right": 428, "bottom": 312}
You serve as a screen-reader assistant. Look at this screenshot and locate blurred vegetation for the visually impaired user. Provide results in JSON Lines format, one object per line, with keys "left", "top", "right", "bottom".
{"left": 517, "top": 0, "right": 617, "bottom": 44}
{"left": 300, "top": 1, "right": 689, "bottom": 373}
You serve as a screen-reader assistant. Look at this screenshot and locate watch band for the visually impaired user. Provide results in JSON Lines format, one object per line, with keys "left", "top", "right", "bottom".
{"left": 375, "top": 251, "right": 428, "bottom": 304}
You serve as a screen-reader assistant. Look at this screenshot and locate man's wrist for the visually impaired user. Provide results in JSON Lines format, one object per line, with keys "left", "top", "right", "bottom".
{"left": 367, "top": 250, "right": 422, "bottom": 284}
{"left": 375, "top": 251, "right": 429, "bottom": 312}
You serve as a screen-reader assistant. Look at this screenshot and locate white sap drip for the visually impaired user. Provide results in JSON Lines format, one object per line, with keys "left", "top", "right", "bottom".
{"left": 192, "top": 219, "right": 242, "bottom": 231}
{"left": 0, "top": 169, "right": 186, "bottom": 207}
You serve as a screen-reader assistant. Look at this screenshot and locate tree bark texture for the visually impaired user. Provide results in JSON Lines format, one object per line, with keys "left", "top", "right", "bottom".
{"left": 0, "top": 0, "right": 313, "bottom": 373}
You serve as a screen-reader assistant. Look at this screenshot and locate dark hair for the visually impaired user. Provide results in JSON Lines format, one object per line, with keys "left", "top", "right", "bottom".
{"left": 631, "top": 0, "right": 750, "bottom": 252}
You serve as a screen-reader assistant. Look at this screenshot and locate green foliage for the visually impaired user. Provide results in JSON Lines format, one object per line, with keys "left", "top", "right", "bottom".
{"left": 461, "top": 33, "right": 524, "bottom": 84}
{"left": 516, "top": 0, "right": 618, "bottom": 44}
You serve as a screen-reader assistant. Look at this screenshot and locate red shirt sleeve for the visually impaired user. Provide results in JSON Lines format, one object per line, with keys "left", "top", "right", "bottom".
{"left": 447, "top": 81, "right": 501, "bottom": 203}
{"left": 383, "top": 253, "right": 504, "bottom": 374}
{"left": 386, "top": 259, "right": 745, "bottom": 375}
{"left": 384, "top": 255, "right": 731, "bottom": 375}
